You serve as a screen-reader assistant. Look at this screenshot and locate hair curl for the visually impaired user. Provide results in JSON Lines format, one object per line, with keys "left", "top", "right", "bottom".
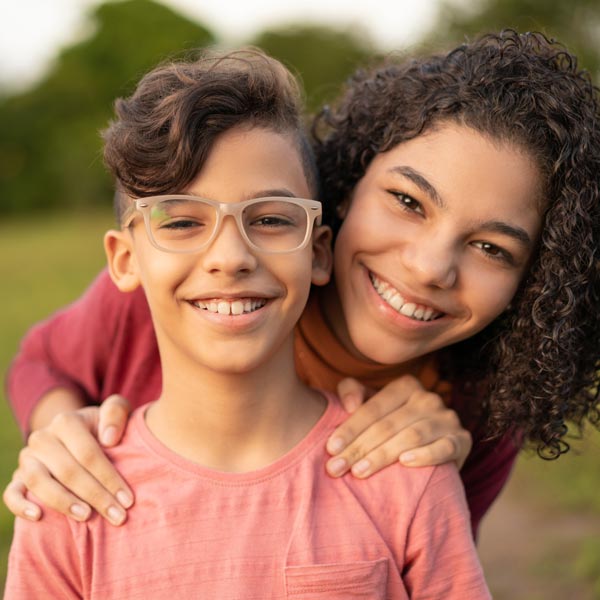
{"left": 103, "top": 47, "right": 318, "bottom": 220}
{"left": 313, "top": 30, "right": 600, "bottom": 458}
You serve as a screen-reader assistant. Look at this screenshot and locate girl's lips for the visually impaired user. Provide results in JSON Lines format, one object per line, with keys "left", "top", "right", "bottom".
{"left": 368, "top": 271, "right": 444, "bottom": 322}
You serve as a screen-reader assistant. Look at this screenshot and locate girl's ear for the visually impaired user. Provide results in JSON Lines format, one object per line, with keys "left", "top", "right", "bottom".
{"left": 104, "top": 229, "right": 141, "bottom": 292}
{"left": 336, "top": 197, "right": 350, "bottom": 220}
{"left": 311, "top": 225, "right": 333, "bottom": 286}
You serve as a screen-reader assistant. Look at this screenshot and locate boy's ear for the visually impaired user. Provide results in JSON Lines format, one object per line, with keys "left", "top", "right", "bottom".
{"left": 311, "top": 225, "right": 333, "bottom": 286}
{"left": 104, "top": 229, "right": 141, "bottom": 292}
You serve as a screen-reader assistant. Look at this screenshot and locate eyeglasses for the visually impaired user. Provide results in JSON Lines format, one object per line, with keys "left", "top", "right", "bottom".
{"left": 122, "top": 195, "right": 322, "bottom": 254}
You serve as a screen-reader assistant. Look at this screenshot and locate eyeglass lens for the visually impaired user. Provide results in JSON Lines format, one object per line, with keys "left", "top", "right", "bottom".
{"left": 148, "top": 198, "right": 310, "bottom": 252}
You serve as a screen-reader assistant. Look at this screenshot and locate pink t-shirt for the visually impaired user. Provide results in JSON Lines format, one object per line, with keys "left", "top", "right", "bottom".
{"left": 6, "top": 393, "right": 490, "bottom": 599}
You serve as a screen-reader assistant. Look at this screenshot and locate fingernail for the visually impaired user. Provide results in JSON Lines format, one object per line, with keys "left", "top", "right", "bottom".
{"left": 70, "top": 503, "right": 90, "bottom": 520}
{"left": 400, "top": 451, "right": 415, "bottom": 464}
{"left": 327, "top": 437, "right": 346, "bottom": 454}
{"left": 116, "top": 490, "right": 133, "bottom": 508}
{"left": 24, "top": 507, "right": 40, "bottom": 520}
{"left": 101, "top": 425, "right": 118, "bottom": 446}
{"left": 352, "top": 459, "right": 371, "bottom": 476}
{"left": 107, "top": 505, "right": 125, "bottom": 525}
{"left": 327, "top": 457, "right": 347, "bottom": 476}
{"left": 344, "top": 394, "right": 361, "bottom": 412}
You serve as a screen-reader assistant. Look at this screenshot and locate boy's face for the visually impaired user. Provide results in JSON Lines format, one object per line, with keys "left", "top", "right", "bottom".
{"left": 106, "top": 126, "right": 331, "bottom": 375}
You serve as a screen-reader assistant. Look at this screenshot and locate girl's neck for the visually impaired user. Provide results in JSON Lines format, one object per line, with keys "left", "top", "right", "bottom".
{"left": 318, "top": 282, "right": 425, "bottom": 375}
{"left": 145, "top": 338, "right": 326, "bottom": 472}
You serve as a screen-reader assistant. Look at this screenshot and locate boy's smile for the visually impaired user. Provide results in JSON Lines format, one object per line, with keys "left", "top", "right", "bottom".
{"left": 328, "top": 122, "right": 543, "bottom": 366}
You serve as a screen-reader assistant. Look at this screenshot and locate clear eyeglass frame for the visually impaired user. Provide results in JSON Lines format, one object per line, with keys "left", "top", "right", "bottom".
{"left": 121, "top": 194, "right": 323, "bottom": 254}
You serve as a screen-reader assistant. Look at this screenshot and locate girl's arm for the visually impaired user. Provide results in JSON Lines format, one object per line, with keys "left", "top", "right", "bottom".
{"left": 4, "top": 270, "right": 156, "bottom": 523}
{"left": 326, "top": 376, "right": 472, "bottom": 476}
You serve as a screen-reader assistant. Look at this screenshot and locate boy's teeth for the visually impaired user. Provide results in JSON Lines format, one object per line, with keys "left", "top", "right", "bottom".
{"left": 194, "top": 298, "right": 267, "bottom": 315}
{"left": 369, "top": 273, "right": 441, "bottom": 322}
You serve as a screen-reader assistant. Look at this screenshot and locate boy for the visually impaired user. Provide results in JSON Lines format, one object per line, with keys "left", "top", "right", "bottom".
{"left": 5, "top": 49, "right": 489, "bottom": 599}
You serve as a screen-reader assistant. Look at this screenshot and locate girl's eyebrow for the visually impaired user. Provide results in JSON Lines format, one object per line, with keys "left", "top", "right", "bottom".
{"left": 476, "top": 220, "right": 532, "bottom": 247}
{"left": 389, "top": 165, "right": 533, "bottom": 247}
{"left": 388, "top": 166, "right": 445, "bottom": 208}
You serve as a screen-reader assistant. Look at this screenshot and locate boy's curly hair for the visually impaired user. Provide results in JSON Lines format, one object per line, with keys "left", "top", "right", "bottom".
{"left": 313, "top": 30, "right": 600, "bottom": 458}
{"left": 103, "top": 47, "right": 318, "bottom": 220}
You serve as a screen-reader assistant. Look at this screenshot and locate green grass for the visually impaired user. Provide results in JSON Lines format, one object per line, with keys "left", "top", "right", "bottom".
{"left": 0, "top": 209, "right": 115, "bottom": 589}
{"left": 0, "top": 210, "right": 599, "bottom": 595}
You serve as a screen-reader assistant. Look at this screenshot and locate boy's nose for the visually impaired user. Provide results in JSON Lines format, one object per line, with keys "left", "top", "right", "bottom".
{"left": 201, "top": 217, "right": 258, "bottom": 275}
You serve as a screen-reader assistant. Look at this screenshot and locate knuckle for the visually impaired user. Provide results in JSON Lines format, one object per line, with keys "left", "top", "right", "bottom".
{"left": 50, "top": 411, "right": 80, "bottom": 433}
{"left": 25, "top": 429, "right": 46, "bottom": 451}
{"left": 342, "top": 441, "right": 370, "bottom": 465}
{"left": 104, "top": 394, "right": 132, "bottom": 414}
{"left": 419, "top": 391, "right": 444, "bottom": 411}
{"left": 442, "top": 408, "right": 461, "bottom": 427}
{"left": 404, "top": 427, "right": 426, "bottom": 448}
{"left": 439, "top": 435, "right": 459, "bottom": 457}
{"left": 370, "top": 416, "right": 400, "bottom": 439}
{"left": 72, "top": 445, "right": 101, "bottom": 470}
{"left": 53, "top": 462, "right": 82, "bottom": 487}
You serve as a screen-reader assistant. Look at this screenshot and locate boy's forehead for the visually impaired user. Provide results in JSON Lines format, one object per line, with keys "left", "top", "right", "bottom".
{"left": 182, "top": 127, "right": 313, "bottom": 200}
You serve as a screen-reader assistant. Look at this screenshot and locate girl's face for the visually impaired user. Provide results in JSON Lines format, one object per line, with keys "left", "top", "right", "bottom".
{"left": 330, "top": 122, "right": 544, "bottom": 365}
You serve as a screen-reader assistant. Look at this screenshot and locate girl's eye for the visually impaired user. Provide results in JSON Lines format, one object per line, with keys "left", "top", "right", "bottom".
{"left": 472, "top": 241, "right": 514, "bottom": 265}
{"left": 390, "top": 191, "right": 424, "bottom": 215}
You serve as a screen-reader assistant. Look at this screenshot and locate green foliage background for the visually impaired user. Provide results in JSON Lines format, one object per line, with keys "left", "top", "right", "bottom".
{"left": 1, "top": 0, "right": 600, "bottom": 597}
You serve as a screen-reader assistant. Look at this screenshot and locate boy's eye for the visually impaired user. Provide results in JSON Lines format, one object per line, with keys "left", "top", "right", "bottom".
{"left": 390, "top": 191, "right": 424, "bottom": 215}
{"left": 160, "top": 218, "right": 204, "bottom": 230}
{"left": 251, "top": 215, "right": 295, "bottom": 228}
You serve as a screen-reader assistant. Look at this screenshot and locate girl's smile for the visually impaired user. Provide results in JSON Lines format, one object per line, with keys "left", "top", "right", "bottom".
{"left": 329, "top": 122, "right": 543, "bottom": 365}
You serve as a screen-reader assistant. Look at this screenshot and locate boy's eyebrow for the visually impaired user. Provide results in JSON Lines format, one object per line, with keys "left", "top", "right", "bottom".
{"left": 388, "top": 166, "right": 445, "bottom": 208}
{"left": 251, "top": 188, "right": 298, "bottom": 199}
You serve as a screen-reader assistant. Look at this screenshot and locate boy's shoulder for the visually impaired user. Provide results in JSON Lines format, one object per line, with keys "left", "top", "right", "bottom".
{"left": 322, "top": 392, "right": 462, "bottom": 505}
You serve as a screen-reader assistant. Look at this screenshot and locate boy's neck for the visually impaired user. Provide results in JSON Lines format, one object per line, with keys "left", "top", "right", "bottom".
{"left": 145, "top": 336, "right": 326, "bottom": 472}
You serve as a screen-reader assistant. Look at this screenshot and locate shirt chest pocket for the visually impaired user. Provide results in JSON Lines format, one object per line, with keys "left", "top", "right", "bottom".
{"left": 285, "top": 557, "right": 390, "bottom": 599}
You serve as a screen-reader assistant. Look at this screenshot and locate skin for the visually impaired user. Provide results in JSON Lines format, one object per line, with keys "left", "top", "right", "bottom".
{"left": 8, "top": 124, "right": 536, "bottom": 524}
{"left": 106, "top": 126, "right": 333, "bottom": 471}
{"left": 326, "top": 123, "right": 543, "bottom": 366}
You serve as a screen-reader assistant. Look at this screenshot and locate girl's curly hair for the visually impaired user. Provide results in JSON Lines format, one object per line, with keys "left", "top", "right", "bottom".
{"left": 313, "top": 30, "right": 600, "bottom": 458}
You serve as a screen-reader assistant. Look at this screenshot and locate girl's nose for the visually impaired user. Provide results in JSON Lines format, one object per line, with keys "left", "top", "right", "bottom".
{"left": 400, "top": 232, "right": 458, "bottom": 289}
{"left": 200, "top": 217, "right": 258, "bottom": 275}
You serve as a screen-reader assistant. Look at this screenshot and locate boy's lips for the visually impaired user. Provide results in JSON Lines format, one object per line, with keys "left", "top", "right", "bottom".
{"left": 190, "top": 297, "right": 268, "bottom": 315}
{"left": 368, "top": 271, "right": 445, "bottom": 321}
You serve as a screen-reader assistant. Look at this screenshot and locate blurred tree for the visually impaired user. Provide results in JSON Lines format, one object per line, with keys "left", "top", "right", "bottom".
{"left": 251, "top": 24, "right": 376, "bottom": 114}
{"left": 425, "top": 0, "right": 600, "bottom": 75}
{"left": 0, "top": 0, "right": 214, "bottom": 214}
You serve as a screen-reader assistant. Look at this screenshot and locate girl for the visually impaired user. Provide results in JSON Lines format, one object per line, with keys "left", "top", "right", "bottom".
{"left": 6, "top": 30, "right": 600, "bottom": 538}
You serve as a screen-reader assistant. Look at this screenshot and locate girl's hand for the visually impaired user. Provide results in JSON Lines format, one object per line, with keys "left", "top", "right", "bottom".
{"left": 2, "top": 395, "right": 134, "bottom": 525}
{"left": 326, "top": 376, "right": 472, "bottom": 478}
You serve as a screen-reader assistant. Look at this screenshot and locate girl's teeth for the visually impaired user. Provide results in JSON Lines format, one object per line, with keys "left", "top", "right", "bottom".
{"left": 370, "top": 273, "right": 440, "bottom": 322}
{"left": 400, "top": 303, "right": 417, "bottom": 317}
{"left": 390, "top": 294, "right": 404, "bottom": 311}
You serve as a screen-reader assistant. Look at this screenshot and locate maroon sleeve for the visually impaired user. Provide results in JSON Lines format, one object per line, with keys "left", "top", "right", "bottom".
{"left": 6, "top": 269, "right": 161, "bottom": 435}
{"left": 460, "top": 429, "right": 519, "bottom": 539}
{"left": 449, "top": 384, "right": 520, "bottom": 540}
